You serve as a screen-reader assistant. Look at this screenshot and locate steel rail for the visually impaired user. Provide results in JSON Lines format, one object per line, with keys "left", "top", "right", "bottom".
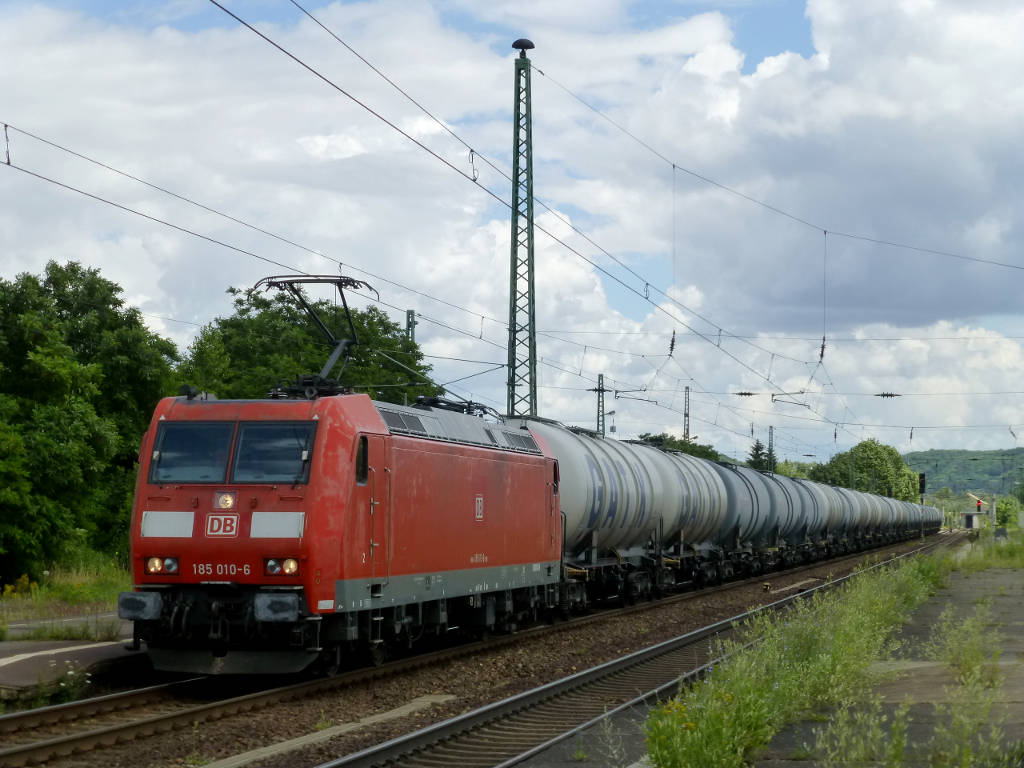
{"left": 317, "top": 535, "right": 962, "bottom": 768}
{"left": 0, "top": 678, "right": 204, "bottom": 734}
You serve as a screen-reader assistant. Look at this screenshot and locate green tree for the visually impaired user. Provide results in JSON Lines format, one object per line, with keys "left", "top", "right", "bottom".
{"left": 176, "top": 288, "right": 439, "bottom": 405}
{"left": 177, "top": 324, "right": 231, "bottom": 396}
{"left": 637, "top": 432, "right": 720, "bottom": 461}
{"left": 996, "top": 495, "right": 1020, "bottom": 527}
{"left": 748, "top": 439, "right": 768, "bottom": 471}
{"left": 809, "top": 439, "right": 918, "bottom": 501}
{"left": 0, "top": 262, "right": 177, "bottom": 579}
{"left": 775, "top": 459, "right": 814, "bottom": 479}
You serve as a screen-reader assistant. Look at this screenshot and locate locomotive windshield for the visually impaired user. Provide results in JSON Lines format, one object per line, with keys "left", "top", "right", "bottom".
{"left": 232, "top": 422, "right": 316, "bottom": 484}
{"left": 148, "top": 421, "right": 316, "bottom": 485}
{"left": 149, "top": 422, "right": 234, "bottom": 484}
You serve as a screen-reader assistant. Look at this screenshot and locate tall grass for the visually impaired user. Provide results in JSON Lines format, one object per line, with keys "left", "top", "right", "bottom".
{"left": 955, "top": 531, "right": 1024, "bottom": 573}
{"left": 0, "top": 538, "right": 130, "bottom": 623}
{"left": 645, "top": 555, "right": 949, "bottom": 768}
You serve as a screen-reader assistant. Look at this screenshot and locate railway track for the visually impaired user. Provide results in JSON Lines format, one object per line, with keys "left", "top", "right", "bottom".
{"left": 319, "top": 534, "right": 965, "bottom": 768}
{"left": 0, "top": 534, "right": 955, "bottom": 767}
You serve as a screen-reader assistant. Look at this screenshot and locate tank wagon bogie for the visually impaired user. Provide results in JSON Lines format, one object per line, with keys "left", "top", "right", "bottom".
{"left": 120, "top": 393, "right": 942, "bottom": 674}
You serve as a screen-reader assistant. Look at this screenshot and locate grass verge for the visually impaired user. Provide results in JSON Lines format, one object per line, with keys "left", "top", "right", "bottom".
{"left": 644, "top": 554, "right": 949, "bottom": 768}
{"left": 0, "top": 551, "right": 130, "bottom": 626}
{"left": 955, "top": 530, "right": 1024, "bottom": 572}
{"left": 19, "top": 618, "right": 124, "bottom": 642}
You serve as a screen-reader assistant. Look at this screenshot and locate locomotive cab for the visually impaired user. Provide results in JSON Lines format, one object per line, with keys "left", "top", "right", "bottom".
{"left": 118, "top": 394, "right": 378, "bottom": 674}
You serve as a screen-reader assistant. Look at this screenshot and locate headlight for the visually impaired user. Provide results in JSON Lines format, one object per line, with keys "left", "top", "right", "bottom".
{"left": 145, "top": 556, "right": 178, "bottom": 575}
{"left": 265, "top": 558, "right": 299, "bottom": 576}
{"left": 214, "top": 491, "right": 236, "bottom": 510}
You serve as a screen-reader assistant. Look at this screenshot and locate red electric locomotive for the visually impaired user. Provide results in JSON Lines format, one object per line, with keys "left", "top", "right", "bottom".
{"left": 120, "top": 392, "right": 562, "bottom": 673}
{"left": 119, "top": 275, "right": 562, "bottom": 674}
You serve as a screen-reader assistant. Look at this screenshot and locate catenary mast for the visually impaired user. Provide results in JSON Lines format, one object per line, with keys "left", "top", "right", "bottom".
{"left": 507, "top": 38, "right": 538, "bottom": 417}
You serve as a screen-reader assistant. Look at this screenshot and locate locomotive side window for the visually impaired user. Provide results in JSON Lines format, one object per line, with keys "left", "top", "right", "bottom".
{"left": 355, "top": 436, "right": 368, "bottom": 485}
{"left": 232, "top": 422, "right": 317, "bottom": 484}
{"left": 149, "top": 422, "right": 234, "bottom": 484}
{"left": 553, "top": 463, "right": 560, "bottom": 494}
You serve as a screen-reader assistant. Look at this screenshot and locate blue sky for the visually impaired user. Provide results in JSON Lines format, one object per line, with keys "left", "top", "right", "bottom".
{"left": 642, "top": 0, "right": 813, "bottom": 73}
{"left": 43, "top": 0, "right": 816, "bottom": 75}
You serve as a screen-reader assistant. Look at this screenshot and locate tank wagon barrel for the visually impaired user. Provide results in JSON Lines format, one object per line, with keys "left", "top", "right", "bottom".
{"left": 517, "top": 416, "right": 939, "bottom": 594}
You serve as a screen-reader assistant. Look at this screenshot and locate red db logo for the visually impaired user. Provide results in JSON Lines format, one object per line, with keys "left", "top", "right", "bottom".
{"left": 206, "top": 514, "right": 239, "bottom": 537}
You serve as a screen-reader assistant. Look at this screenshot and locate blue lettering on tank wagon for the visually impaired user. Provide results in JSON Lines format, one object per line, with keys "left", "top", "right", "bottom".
{"left": 585, "top": 452, "right": 604, "bottom": 529}
{"left": 635, "top": 463, "right": 649, "bottom": 527}
{"left": 667, "top": 460, "right": 690, "bottom": 527}
{"left": 602, "top": 457, "right": 621, "bottom": 527}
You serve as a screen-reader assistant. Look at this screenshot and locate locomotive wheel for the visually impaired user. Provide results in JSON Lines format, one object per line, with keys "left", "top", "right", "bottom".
{"left": 313, "top": 647, "right": 341, "bottom": 677}
{"left": 367, "top": 642, "right": 389, "bottom": 667}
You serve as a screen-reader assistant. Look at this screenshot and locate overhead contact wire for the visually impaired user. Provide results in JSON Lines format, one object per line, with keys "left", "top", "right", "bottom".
{"left": 204, "top": 3, "right": 802, "bottom": 405}
{"left": 284, "top": 0, "right": 814, "bottom": 368}
{"left": 532, "top": 67, "right": 1024, "bottom": 274}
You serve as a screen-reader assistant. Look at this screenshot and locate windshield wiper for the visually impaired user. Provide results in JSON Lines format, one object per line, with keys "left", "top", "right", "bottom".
{"left": 292, "top": 428, "right": 313, "bottom": 488}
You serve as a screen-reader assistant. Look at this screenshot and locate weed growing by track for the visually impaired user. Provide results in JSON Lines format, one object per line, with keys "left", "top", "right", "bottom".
{"left": 47, "top": 659, "right": 93, "bottom": 704}
{"left": 644, "top": 554, "right": 948, "bottom": 768}
{"left": 814, "top": 597, "right": 1008, "bottom": 767}
{"left": 813, "top": 695, "right": 912, "bottom": 768}
{"left": 11, "top": 660, "right": 96, "bottom": 709}
{"left": 924, "top": 599, "right": 1001, "bottom": 685}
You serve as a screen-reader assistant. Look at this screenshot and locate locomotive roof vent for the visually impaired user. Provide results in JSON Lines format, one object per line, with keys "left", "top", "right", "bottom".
{"left": 377, "top": 402, "right": 540, "bottom": 455}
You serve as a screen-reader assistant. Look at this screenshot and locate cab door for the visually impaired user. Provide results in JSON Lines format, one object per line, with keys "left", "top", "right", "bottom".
{"left": 364, "top": 435, "right": 391, "bottom": 586}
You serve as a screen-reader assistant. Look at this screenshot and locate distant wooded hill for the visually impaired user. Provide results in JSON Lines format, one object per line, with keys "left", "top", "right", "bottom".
{"left": 903, "top": 447, "right": 1024, "bottom": 495}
